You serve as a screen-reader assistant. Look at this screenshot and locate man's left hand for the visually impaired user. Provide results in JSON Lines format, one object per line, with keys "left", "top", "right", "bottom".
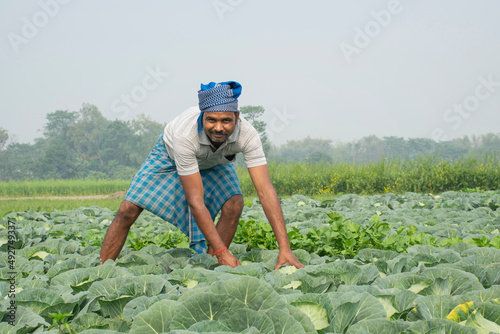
{"left": 274, "top": 249, "right": 305, "bottom": 270}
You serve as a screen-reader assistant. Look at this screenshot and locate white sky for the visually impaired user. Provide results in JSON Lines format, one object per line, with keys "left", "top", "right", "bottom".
{"left": 1, "top": 0, "right": 499, "bottom": 146}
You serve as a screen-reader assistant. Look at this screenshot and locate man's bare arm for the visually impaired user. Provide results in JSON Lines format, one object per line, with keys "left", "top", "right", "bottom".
{"left": 247, "top": 164, "right": 304, "bottom": 269}
{"left": 179, "top": 172, "right": 240, "bottom": 267}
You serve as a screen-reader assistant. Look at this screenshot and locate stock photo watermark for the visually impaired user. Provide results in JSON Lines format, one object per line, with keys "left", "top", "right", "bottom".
{"left": 7, "top": 0, "right": 71, "bottom": 54}
{"left": 432, "top": 74, "right": 500, "bottom": 142}
{"left": 340, "top": 0, "right": 412, "bottom": 64}
{"left": 6, "top": 220, "right": 17, "bottom": 325}
{"left": 213, "top": 0, "right": 244, "bottom": 21}
{"left": 111, "top": 65, "right": 169, "bottom": 119}
{"left": 267, "top": 106, "right": 295, "bottom": 143}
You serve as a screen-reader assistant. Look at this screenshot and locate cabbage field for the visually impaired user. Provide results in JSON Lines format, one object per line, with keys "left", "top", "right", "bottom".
{"left": 1, "top": 191, "right": 500, "bottom": 333}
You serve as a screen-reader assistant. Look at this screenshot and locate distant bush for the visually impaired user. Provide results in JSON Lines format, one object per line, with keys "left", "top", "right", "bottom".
{"left": 238, "top": 154, "right": 500, "bottom": 196}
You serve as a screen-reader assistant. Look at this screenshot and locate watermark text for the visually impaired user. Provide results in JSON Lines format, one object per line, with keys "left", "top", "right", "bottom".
{"left": 432, "top": 74, "right": 499, "bottom": 141}
{"left": 213, "top": 0, "right": 244, "bottom": 21}
{"left": 6, "top": 220, "right": 17, "bottom": 325}
{"left": 340, "top": 0, "right": 411, "bottom": 63}
{"left": 111, "top": 65, "right": 169, "bottom": 119}
{"left": 7, "top": 0, "right": 71, "bottom": 54}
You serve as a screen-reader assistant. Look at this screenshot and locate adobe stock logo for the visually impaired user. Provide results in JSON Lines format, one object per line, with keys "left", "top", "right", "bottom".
{"left": 212, "top": 0, "right": 244, "bottom": 21}
{"left": 432, "top": 75, "right": 500, "bottom": 142}
{"left": 111, "top": 65, "right": 169, "bottom": 119}
{"left": 266, "top": 106, "right": 296, "bottom": 143}
{"left": 7, "top": 0, "right": 71, "bottom": 54}
{"left": 340, "top": 0, "right": 412, "bottom": 63}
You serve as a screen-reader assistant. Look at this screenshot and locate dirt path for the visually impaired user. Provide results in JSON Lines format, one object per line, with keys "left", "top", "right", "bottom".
{"left": 0, "top": 191, "right": 127, "bottom": 201}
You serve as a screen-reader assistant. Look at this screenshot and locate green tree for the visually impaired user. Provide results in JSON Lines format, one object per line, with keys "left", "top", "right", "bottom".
{"left": 452, "top": 136, "right": 472, "bottom": 151}
{"left": 240, "top": 106, "right": 270, "bottom": 155}
{"left": 128, "top": 113, "right": 165, "bottom": 166}
{"left": 101, "top": 119, "right": 134, "bottom": 165}
{"left": 43, "top": 110, "right": 79, "bottom": 139}
{"left": 329, "top": 140, "right": 352, "bottom": 163}
{"left": 357, "top": 135, "right": 384, "bottom": 163}
{"left": 0, "top": 127, "right": 8, "bottom": 150}
{"left": 0, "top": 143, "right": 39, "bottom": 181}
{"left": 308, "top": 151, "right": 333, "bottom": 164}
{"left": 382, "top": 136, "right": 407, "bottom": 159}
{"left": 272, "top": 137, "right": 334, "bottom": 162}
{"left": 478, "top": 133, "right": 500, "bottom": 154}
{"left": 406, "top": 138, "right": 436, "bottom": 159}
{"left": 35, "top": 110, "right": 80, "bottom": 179}
{"left": 435, "top": 140, "right": 468, "bottom": 160}
{"left": 36, "top": 139, "right": 78, "bottom": 179}
{"left": 69, "top": 103, "right": 108, "bottom": 166}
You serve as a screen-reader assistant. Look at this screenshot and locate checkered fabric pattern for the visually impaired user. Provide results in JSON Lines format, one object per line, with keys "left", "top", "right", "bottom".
{"left": 198, "top": 81, "right": 241, "bottom": 112}
{"left": 124, "top": 136, "right": 242, "bottom": 254}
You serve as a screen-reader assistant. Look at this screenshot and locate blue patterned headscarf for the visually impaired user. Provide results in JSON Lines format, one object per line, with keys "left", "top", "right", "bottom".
{"left": 197, "top": 81, "right": 242, "bottom": 132}
{"left": 198, "top": 81, "right": 242, "bottom": 112}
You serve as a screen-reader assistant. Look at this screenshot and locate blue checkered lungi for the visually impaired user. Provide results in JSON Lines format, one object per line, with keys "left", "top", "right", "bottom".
{"left": 124, "top": 136, "right": 242, "bottom": 254}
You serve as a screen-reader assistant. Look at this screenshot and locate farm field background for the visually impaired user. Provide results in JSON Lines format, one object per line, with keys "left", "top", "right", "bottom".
{"left": 2, "top": 0, "right": 499, "bottom": 331}
{"left": 1, "top": 190, "right": 500, "bottom": 333}
{"left": 1, "top": 157, "right": 500, "bottom": 333}
{"left": 1, "top": 155, "right": 499, "bottom": 217}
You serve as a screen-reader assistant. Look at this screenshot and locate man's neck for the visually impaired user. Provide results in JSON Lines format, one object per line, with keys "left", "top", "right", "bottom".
{"left": 210, "top": 140, "right": 224, "bottom": 150}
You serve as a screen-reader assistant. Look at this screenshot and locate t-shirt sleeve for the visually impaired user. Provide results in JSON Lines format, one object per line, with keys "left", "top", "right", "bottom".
{"left": 171, "top": 137, "right": 199, "bottom": 176}
{"left": 241, "top": 125, "right": 267, "bottom": 168}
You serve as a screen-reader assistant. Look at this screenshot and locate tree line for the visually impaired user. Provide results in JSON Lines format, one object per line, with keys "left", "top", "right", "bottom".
{"left": 1, "top": 103, "right": 499, "bottom": 182}
{"left": 269, "top": 134, "right": 500, "bottom": 164}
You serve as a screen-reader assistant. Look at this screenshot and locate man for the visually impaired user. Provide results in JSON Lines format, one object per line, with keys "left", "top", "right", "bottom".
{"left": 99, "top": 81, "right": 304, "bottom": 269}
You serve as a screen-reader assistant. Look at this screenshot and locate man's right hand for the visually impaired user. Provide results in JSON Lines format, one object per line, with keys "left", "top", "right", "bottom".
{"left": 216, "top": 249, "right": 240, "bottom": 268}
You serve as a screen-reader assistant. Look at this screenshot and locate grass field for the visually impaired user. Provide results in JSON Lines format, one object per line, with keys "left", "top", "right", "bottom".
{"left": 239, "top": 154, "right": 500, "bottom": 196}
{"left": 0, "top": 198, "right": 124, "bottom": 218}
{"left": 0, "top": 195, "right": 345, "bottom": 218}
{"left": 1, "top": 155, "right": 498, "bottom": 217}
{"left": 2, "top": 192, "right": 499, "bottom": 333}
{"left": 0, "top": 179, "right": 130, "bottom": 197}
{"left": 1, "top": 155, "right": 498, "bottom": 198}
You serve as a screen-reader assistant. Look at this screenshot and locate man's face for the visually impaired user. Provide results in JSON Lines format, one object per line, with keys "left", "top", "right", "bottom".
{"left": 203, "top": 111, "right": 239, "bottom": 144}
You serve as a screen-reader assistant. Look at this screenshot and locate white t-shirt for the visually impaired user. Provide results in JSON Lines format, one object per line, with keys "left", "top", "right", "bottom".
{"left": 163, "top": 106, "right": 267, "bottom": 176}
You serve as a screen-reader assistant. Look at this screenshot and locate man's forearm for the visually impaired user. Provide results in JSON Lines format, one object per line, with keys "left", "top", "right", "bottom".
{"left": 257, "top": 187, "right": 291, "bottom": 251}
{"left": 247, "top": 165, "right": 304, "bottom": 269}
{"left": 188, "top": 202, "right": 226, "bottom": 252}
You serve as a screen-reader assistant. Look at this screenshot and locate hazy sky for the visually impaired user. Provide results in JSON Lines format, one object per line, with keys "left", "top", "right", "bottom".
{"left": 1, "top": 0, "right": 499, "bottom": 146}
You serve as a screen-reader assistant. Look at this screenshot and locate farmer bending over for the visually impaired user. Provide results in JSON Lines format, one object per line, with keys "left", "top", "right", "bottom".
{"left": 99, "top": 81, "right": 304, "bottom": 269}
